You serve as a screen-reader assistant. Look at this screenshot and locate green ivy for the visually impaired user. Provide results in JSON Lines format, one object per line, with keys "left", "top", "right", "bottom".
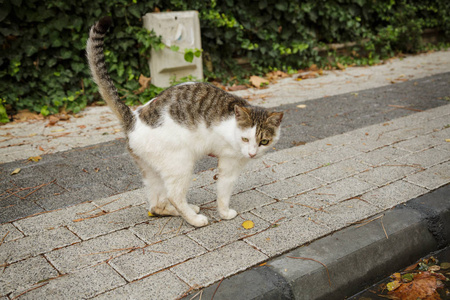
{"left": 0, "top": 0, "right": 449, "bottom": 123}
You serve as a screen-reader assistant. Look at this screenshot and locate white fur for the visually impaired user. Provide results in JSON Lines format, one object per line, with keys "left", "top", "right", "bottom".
{"left": 128, "top": 109, "right": 275, "bottom": 227}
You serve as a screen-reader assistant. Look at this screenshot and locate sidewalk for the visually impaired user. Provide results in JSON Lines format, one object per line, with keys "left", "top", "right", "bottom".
{"left": 0, "top": 50, "right": 449, "bottom": 299}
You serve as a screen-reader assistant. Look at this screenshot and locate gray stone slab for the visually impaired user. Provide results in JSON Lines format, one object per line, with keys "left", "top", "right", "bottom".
{"left": 171, "top": 241, "right": 267, "bottom": 288}
{"left": 358, "top": 145, "right": 411, "bottom": 166}
{"left": 110, "top": 235, "right": 206, "bottom": 282}
{"left": 93, "top": 270, "right": 189, "bottom": 300}
{"left": 68, "top": 205, "right": 148, "bottom": 240}
{"left": 187, "top": 187, "right": 216, "bottom": 206}
{"left": 244, "top": 156, "right": 276, "bottom": 172}
{"left": 309, "top": 177, "right": 375, "bottom": 204}
{"left": 228, "top": 190, "right": 276, "bottom": 214}
{"left": 187, "top": 212, "right": 269, "bottom": 251}
{"left": 394, "top": 147, "right": 450, "bottom": 168}
{"left": 310, "top": 145, "right": 363, "bottom": 165}
{"left": 307, "top": 198, "right": 382, "bottom": 230}
{"left": 244, "top": 216, "right": 329, "bottom": 256}
{"left": 13, "top": 202, "right": 97, "bottom": 236}
{"left": 307, "top": 158, "right": 369, "bottom": 183}
{"left": 0, "top": 227, "right": 80, "bottom": 264}
{"left": 395, "top": 135, "right": 441, "bottom": 153}
{"left": 46, "top": 229, "right": 145, "bottom": 273}
{"left": 405, "top": 161, "right": 450, "bottom": 190}
{"left": 130, "top": 216, "right": 195, "bottom": 245}
{"left": 92, "top": 189, "right": 146, "bottom": 212}
{"left": 256, "top": 174, "right": 324, "bottom": 200}
{"left": 15, "top": 263, "right": 126, "bottom": 300}
{"left": 190, "top": 170, "right": 217, "bottom": 188}
{"left": 268, "top": 207, "right": 437, "bottom": 300}
{"left": 233, "top": 171, "right": 275, "bottom": 194}
{"left": 361, "top": 180, "right": 428, "bottom": 209}
{"left": 356, "top": 164, "right": 420, "bottom": 187}
{"left": 261, "top": 158, "right": 323, "bottom": 180}
{"left": 0, "top": 197, "right": 44, "bottom": 224}
{"left": 0, "top": 223, "right": 23, "bottom": 243}
{"left": 0, "top": 255, "right": 58, "bottom": 297}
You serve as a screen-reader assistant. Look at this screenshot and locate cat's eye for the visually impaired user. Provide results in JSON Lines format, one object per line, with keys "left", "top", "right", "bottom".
{"left": 260, "top": 139, "right": 270, "bottom": 146}
{"left": 242, "top": 137, "right": 249, "bottom": 142}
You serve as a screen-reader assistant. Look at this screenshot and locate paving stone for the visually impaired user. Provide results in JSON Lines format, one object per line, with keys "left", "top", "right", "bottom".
{"left": 251, "top": 194, "right": 328, "bottom": 223}
{"left": 171, "top": 241, "right": 267, "bottom": 288}
{"left": 361, "top": 180, "right": 428, "bottom": 209}
{"left": 244, "top": 157, "right": 276, "bottom": 172}
{"left": 46, "top": 229, "right": 146, "bottom": 273}
{"left": 191, "top": 170, "right": 217, "bottom": 188}
{"left": 256, "top": 174, "right": 324, "bottom": 200}
{"left": 263, "top": 150, "right": 297, "bottom": 163}
{"left": 68, "top": 205, "right": 148, "bottom": 240}
{"left": 0, "top": 197, "right": 44, "bottom": 224}
{"left": 357, "top": 163, "right": 420, "bottom": 186}
{"left": 227, "top": 190, "right": 276, "bottom": 214}
{"left": 358, "top": 146, "right": 411, "bottom": 166}
{"left": 15, "top": 263, "right": 126, "bottom": 300}
{"left": 0, "top": 255, "right": 58, "bottom": 297}
{"left": 187, "top": 187, "right": 217, "bottom": 206}
{"left": 306, "top": 158, "right": 370, "bottom": 183}
{"left": 309, "top": 145, "right": 362, "bottom": 164}
{"left": 309, "top": 177, "right": 375, "bottom": 204}
{"left": 92, "top": 270, "right": 189, "bottom": 300}
{"left": 307, "top": 198, "right": 382, "bottom": 230}
{"left": 244, "top": 216, "right": 329, "bottom": 256}
{"left": 92, "top": 189, "right": 146, "bottom": 212}
{"left": 110, "top": 235, "right": 206, "bottom": 282}
{"left": 187, "top": 212, "right": 269, "bottom": 251}
{"left": 0, "top": 227, "right": 80, "bottom": 264}
{"left": 13, "top": 202, "right": 97, "bottom": 236}
{"left": 0, "top": 223, "right": 24, "bottom": 243}
{"left": 261, "top": 158, "right": 323, "bottom": 180}
{"left": 394, "top": 147, "right": 450, "bottom": 168}
{"left": 130, "top": 216, "right": 195, "bottom": 245}
{"left": 404, "top": 162, "right": 450, "bottom": 190}
{"left": 395, "top": 135, "right": 441, "bottom": 153}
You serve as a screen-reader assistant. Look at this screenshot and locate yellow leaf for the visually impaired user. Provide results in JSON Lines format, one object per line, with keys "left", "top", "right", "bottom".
{"left": 148, "top": 212, "right": 155, "bottom": 217}
{"left": 242, "top": 220, "right": 254, "bottom": 230}
{"left": 445, "top": 139, "right": 450, "bottom": 142}
{"left": 249, "top": 76, "right": 269, "bottom": 88}
{"left": 29, "top": 133, "right": 37, "bottom": 137}
{"left": 11, "top": 168, "right": 21, "bottom": 175}
{"left": 387, "top": 280, "right": 401, "bottom": 291}
{"left": 27, "top": 156, "right": 42, "bottom": 162}
{"left": 51, "top": 128, "right": 65, "bottom": 132}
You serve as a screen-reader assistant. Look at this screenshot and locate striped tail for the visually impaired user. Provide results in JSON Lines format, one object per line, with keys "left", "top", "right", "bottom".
{"left": 86, "top": 17, "right": 134, "bottom": 132}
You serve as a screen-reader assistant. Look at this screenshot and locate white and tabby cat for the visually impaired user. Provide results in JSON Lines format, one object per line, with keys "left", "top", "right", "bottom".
{"left": 86, "top": 17, "right": 283, "bottom": 227}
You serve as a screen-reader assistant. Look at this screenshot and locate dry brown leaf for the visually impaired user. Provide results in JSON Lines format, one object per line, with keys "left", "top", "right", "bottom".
{"left": 27, "top": 156, "right": 42, "bottom": 162}
{"left": 242, "top": 220, "right": 255, "bottom": 229}
{"left": 227, "top": 85, "right": 248, "bottom": 91}
{"left": 47, "top": 115, "right": 59, "bottom": 126}
{"left": 250, "top": 76, "right": 269, "bottom": 88}
{"left": 13, "top": 110, "right": 44, "bottom": 122}
{"left": 134, "top": 74, "right": 152, "bottom": 94}
{"left": 336, "top": 63, "right": 346, "bottom": 70}
{"left": 390, "top": 272, "right": 445, "bottom": 300}
{"left": 11, "top": 168, "right": 21, "bottom": 175}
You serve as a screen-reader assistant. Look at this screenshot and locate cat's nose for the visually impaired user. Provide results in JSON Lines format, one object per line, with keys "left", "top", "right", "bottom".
{"left": 249, "top": 153, "right": 256, "bottom": 158}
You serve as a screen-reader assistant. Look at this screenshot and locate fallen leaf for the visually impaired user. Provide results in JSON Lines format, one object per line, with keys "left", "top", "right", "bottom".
{"left": 38, "top": 146, "right": 45, "bottom": 152}
{"left": 440, "top": 262, "right": 450, "bottom": 269}
{"left": 250, "top": 76, "right": 269, "bottom": 88}
{"left": 29, "top": 133, "right": 37, "bottom": 137}
{"left": 227, "top": 85, "right": 248, "bottom": 91}
{"left": 428, "top": 265, "right": 440, "bottom": 272}
{"left": 336, "top": 62, "right": 346, "bottom": 70}
{"left": 13, "top": 109, "right": 44, "bottom": 122}
{"left": 11, "top": 168, "right": 21, "bottom": 175}
{"left": 46, "top": 115, "right": 59, "bottom": 126}
{"left": 445, "top": 139, "right": 450, "bottom": 142}
{"left": 57, "top": 113, "right": 70, "bottom": 121}
{"left": 148, "top": 212, "right": 155, "bottom": 217}
{"left": 77, "top": 125, "right": 87, "bottom": 129}
{"left": 296, "top": 104, "right": 307, "bottom": 108}
{"left": 242, "top": 220, "right": 255, "bottom": 229}
{"left": 134, "top": 74, "right": 152, "bottom": 95}
{"left": 51, "top": 128, "right": 65, "bottom": 132}
{"left": 390, "top": 272, "right": 444, "bottom": 300}
{"left": 27, "top": 156, "right": 42, "bottom": 162}
{"left": 386, "top": 280, "right": 401, "bottom": 291}
{"left": 402, "top": 273, "right": 414, "bottom": 282}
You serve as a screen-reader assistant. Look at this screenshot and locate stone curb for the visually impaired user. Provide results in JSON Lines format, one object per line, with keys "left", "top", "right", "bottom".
{"left": 186, "top": 184, "right": 450, "bottom": 300}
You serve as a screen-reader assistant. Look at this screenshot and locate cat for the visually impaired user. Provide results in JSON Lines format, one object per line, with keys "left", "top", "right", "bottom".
{"left": 86, "top": 17, "right": 283, "bottom": 227}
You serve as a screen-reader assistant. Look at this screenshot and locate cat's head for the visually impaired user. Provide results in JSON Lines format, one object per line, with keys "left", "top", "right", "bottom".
{"left": 234, "top": 105, "right": 283, "bottom": 159}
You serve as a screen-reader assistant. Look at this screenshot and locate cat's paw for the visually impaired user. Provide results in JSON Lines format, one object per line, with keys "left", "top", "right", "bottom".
{"left": 189, "top": 204, "right": 200, "bottom": 213}
{"left": 219, "top": 209, "right": 237, "bottom": 220}
{"left": 188, "top": 214, "right": 209, "bottom": 227}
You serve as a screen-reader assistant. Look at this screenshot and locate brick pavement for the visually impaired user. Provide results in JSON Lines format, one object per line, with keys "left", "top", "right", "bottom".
{"left": 1, "top": 102, "right": 448, "bottom": 299}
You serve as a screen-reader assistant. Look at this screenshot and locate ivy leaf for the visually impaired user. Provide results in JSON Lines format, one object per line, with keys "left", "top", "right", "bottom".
{"left": 170, "top": 45, "right": 180, "bottom": 52}
{"left": 184, "top": 50, "right": 194, "bottom": 63}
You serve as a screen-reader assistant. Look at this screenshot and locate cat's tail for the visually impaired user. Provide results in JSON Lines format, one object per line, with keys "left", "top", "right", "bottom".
{"left": 86, "top": 17, "right": 134, "bottom": 131}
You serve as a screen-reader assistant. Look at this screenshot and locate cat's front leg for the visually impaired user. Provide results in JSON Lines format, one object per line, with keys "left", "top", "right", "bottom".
{"left": 216, "top": 157, "right": 248, "bottom": 220}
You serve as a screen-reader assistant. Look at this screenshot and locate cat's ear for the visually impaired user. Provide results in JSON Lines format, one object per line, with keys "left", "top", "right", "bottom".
{"left": 267, "top": 112, "right": 284, "bottom": 127}
{"left": 234, "top": 105, "right": 251, "bottom": 127}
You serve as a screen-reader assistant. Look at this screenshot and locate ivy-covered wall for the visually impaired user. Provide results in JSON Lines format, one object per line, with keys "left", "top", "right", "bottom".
{"left": 0, "top": 0, "right": 449, "bottom": 122}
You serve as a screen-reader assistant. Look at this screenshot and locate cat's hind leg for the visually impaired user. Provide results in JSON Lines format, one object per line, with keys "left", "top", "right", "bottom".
{"left": 159, "top": 157, "right": 208, "bottom": 227}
